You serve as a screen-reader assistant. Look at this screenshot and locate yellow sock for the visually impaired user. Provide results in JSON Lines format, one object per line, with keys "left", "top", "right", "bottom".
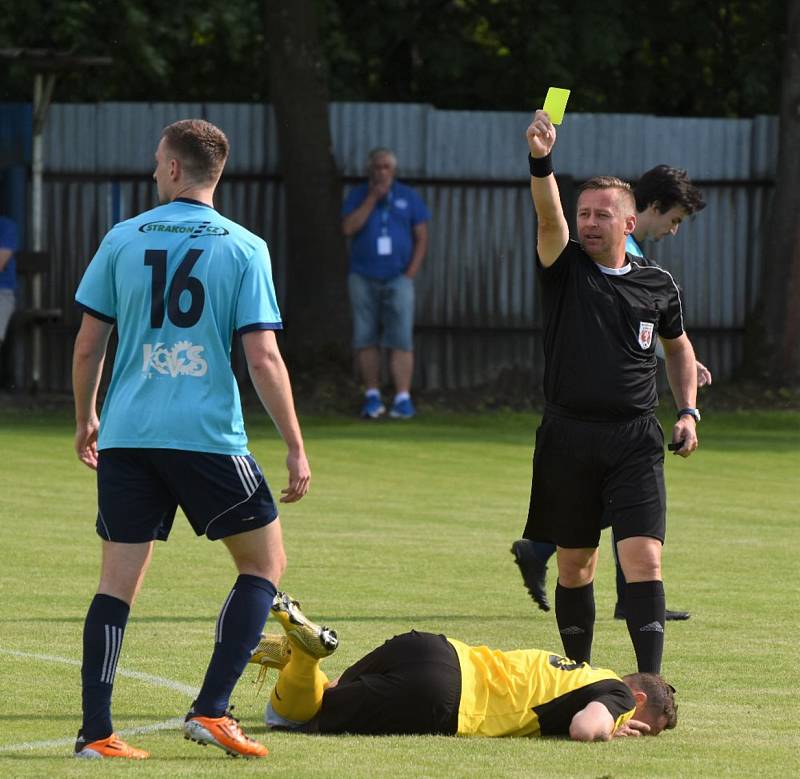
{"left": 269, "top": 645, "right": 330, "bottom": 723}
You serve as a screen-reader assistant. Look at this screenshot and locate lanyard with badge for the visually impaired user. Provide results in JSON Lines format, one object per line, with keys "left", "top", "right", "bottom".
{"left": 377, "top": 189, "right": 393, "bottom": 256}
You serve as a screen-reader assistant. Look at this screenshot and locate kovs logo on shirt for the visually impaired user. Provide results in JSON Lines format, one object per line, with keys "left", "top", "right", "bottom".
{"left": 143, "top": 341, "right": 208, "bottom": 377}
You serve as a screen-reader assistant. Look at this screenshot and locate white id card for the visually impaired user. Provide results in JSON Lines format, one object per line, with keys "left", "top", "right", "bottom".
{"left": 377, "top": 235, "right": 392, "bottom": 255}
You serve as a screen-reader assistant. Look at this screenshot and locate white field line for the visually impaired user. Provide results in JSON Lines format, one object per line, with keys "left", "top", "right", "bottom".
{"left": 0, "top": 648, "right": 198, "bottom": 754}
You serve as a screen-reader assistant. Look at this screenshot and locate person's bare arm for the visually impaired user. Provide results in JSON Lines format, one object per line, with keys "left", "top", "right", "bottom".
{"left": 0, "top": 248, "right": 13, "bottom": 273}
{"left": 613, "top": 719, "right": 652, "bottom": 738}
{"left": 241, "top": 329, "right": 310, "bottom": 503}
{"left": 404, "top": 222, "right": 428, "bottom": 279}
{"left": 526, "top": 110, "right": 569, "bottom": 267}
{"left": 342, "top": 180, "right": 390, "bottom": 237}
{"left": 569, "top": 702, "right": 617, "bottom": 742}
{"left": 570, "top": 702, "right": 652, "bottom": 741}
{"left": 655, "top": 340, "right": 712, "bottom": 387}
{"left": 661, "top": 333, "right": 699, "bottom": 457}
{"left": 696, "top": 360, "right": 712, "bottom": 387}
{"left": 72, "top": 313, "right": 114, "bottom": 470}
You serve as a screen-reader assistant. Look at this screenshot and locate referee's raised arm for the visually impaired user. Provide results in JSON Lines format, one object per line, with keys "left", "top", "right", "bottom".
{"left": 526, "top": 110, "right": 569, "bottom": 267}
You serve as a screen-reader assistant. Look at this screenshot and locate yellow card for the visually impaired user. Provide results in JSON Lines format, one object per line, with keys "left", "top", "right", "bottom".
{"left": 543, "top": 87, "right": 571, "bottom": 125}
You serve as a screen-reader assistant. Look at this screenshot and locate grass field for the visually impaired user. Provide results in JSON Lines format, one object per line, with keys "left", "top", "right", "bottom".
{"left": 0, "top": 405, "right": 798, "bottom": 778}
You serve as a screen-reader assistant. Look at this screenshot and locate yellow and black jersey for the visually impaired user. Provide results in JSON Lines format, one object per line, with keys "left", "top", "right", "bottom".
{"left": 448, "top": 638, "right": 635, "bottom": 738}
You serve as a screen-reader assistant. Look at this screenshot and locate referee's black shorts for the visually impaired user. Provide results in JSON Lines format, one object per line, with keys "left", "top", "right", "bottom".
{"left": 522, "top": 409, "right": 667, "bottom": 549}
{"left": 317, "top": 631, "right": 461, "bottom": 736}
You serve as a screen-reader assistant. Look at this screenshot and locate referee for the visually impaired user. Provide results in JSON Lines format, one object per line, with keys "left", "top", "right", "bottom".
{"left": 521, "top": 110, "right": 699, "bottom": 674}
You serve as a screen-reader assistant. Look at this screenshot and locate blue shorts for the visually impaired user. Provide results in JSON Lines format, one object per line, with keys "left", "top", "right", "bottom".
{"left": 95, "top": 448, "right": 279, "bottom": 543}
{"left": 348, "top": 272, "right": 415, "bottom": 351}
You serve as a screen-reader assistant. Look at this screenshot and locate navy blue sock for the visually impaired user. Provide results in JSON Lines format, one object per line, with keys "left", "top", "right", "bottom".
{"left": 533, "top": 541, "right": 557, "bottom": 565}
{"left": 81, "top": 594, "right": 130, "bottom": 740}
{"left": 612, "top": 533, "right": 627, "bottom": 609}
{"left": 555, "top": 581, "right": 595, "bottom": 663}
{"left": 625, "top": 580, "right": 666, "bottom": 673}
{"left": 193, "top": 574, "right": 276, "bottom": 717}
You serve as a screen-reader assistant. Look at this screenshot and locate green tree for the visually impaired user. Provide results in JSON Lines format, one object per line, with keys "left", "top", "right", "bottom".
{"left": 0, "top": 0, "right": 269, "bottom": 101}
{"left": 0, "top": 0, "right": 787, "bottom": 116}
{"left": 747, "top": 0, "right": 800, "bottom": 383}
{"left": 264, "top": 1, "right": 349, "bottom": 356}
{"left": 322, "top": 0, "right": 786, "bottom": 116}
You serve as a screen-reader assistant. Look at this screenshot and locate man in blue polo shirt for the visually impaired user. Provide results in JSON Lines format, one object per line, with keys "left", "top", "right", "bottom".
{"left": 0, "top": 215, "right": 18, "bottom": 352}
{"left": 342, "top": 148, "right": 430, "bottom": 419}
{"left": 72, "top": 119, "right": 310, "bottom": 760}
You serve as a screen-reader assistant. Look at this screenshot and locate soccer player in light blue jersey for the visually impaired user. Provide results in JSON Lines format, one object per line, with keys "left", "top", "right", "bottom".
{"left": 72, "top": 119, "right": 309, "bottom": 759}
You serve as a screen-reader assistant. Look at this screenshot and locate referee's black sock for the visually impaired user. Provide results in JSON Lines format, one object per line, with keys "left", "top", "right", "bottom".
{"left": 555, "top": 581, "right": 595, "bottom": 663}
{"left": 625, "top": 580, "right": 665, "bottom": 673}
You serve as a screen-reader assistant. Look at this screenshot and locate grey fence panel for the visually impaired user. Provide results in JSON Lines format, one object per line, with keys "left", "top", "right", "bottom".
{"left": 331, "top": 102, "right": 429, "bottom": 176}
{"left": 415, "top": 184, "right": 538, "bottom": 330}
{"left": 42, "top": 102, "right": 780, "bottom": 180}
{"left": 424, "top": 109, "right": 527, "bottom": 180}
{"left": 751, "top": 115, "right": 780, "bottom": 179}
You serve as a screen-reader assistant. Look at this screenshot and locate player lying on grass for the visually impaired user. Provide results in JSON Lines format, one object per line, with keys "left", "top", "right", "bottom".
{"left": 257, "top": 593, "right": 677, "bottom": 741}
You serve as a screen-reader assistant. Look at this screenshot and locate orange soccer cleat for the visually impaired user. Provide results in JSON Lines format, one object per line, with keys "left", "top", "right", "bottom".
{"left": 74, "top": 731, "right": 149, "bottom": 759}
{"left": 183, "top": 707, "right": 268, "bottom": 758}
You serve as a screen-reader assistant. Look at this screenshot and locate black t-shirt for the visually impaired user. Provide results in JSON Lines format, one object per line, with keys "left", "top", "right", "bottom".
{"left": 537, "top": 240, "right": 684, "bottom": 420}
{"left": 534, "top": 679, "right": 637, "bottom": 736}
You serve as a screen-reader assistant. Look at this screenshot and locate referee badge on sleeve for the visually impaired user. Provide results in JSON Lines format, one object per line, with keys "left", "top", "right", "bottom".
{"left": 638, "top": 321, "right": 655, "bottom": 349}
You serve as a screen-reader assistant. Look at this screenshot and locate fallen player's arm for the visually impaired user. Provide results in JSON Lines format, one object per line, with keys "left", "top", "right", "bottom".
{"left": 569, "top": 701, "right": 616, "bottom": 741}
{"left": 613, "top": 718, "right": 651, "bottom": 738}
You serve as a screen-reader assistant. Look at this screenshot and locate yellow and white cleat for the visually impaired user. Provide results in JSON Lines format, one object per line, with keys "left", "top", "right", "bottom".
{"left": 250, "top": 633, "right": 292, "bottom": 670}
{"left": 270, "top": 592, "right": 339, "bottom": 658}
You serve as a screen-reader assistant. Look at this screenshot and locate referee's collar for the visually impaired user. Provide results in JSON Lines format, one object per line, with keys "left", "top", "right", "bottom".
{"left": 594, "top": 261, "right": 632, "bottom": 276}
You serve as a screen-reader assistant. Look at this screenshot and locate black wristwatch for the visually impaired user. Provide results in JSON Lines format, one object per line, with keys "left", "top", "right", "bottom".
{"left": 677, "top": 408, "right": 701, "bottom": 423}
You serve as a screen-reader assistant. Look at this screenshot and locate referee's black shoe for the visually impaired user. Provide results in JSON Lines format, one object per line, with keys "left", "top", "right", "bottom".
{"left": 613, "top": 604, "right": 691, "bottom": 621}
{"left": 511, "top": 539, "right": 550, "bottom": 612}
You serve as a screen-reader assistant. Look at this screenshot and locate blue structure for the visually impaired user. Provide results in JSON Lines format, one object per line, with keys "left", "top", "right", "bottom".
{"left": 0, "top": 103, "right": 31, "bottom": 235}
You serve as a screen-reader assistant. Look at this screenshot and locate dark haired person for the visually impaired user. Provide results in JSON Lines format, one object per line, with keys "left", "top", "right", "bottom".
{"left": 251, "top": 594, "right": 677, "bottom": 741}
{"left": 72, "top": 119, "right": 310, "bottom": 759}
{"left": 511, "top": 111, "right": 699, "bottom": 675}
{"left": 513, "top": 164, "right": 708, "bottom": 622}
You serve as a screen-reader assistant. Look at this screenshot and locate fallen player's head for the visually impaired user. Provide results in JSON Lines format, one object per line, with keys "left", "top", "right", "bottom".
{"left": 622, "top": 672, "right": 678, "bottom": 736}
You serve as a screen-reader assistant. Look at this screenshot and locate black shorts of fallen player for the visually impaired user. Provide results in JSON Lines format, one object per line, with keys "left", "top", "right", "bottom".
{"left": 317, "top": 631, "right": 461, "bottom": 736}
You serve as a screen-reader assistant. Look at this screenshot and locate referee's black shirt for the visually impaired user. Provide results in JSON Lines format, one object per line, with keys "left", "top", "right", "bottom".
{"left": 538, "top": 240, "right": 685, "bottom": 420}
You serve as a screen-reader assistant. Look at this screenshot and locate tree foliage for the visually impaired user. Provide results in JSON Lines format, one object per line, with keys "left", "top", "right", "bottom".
{"left": 747, "top": 0, "right": 800, "bottom": 383}
{"left": 321, "top": 0, "right": 785, "bottom": 116}
{"left": 0, "top": 0, "right": 268, "bottom": 102}
{"left": 0, "top": 0, "right": 787, "bottom": 117}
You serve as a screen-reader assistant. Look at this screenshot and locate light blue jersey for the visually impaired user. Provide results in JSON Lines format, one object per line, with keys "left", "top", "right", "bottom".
{"left": 625, "top": 234, "right": 644, "bottom": 258}
{"left": 76, "top": 198, "right": 282, "bottom": 455}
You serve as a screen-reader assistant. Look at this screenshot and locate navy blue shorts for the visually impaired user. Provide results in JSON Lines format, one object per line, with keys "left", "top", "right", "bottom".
{"left": 95, "top": 448, "right": 279, "bottom": 543}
